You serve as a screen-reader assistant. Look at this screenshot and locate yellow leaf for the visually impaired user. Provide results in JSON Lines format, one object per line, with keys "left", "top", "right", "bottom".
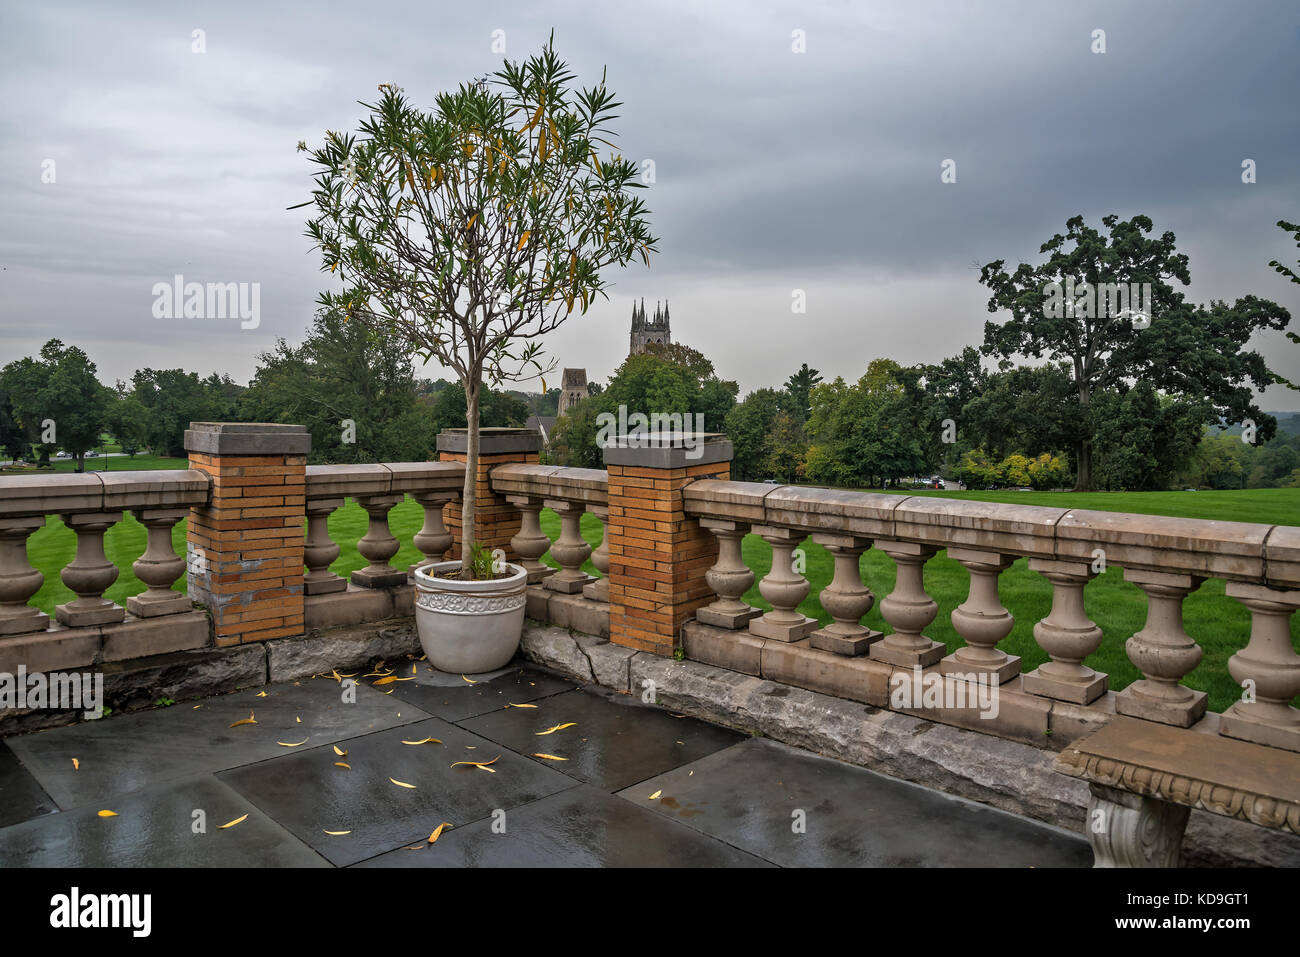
{"left": 412, "top": 664, "right": 417, "bottom": 675}
{"left": 428, "top": 822, "right": 453, "bottom": 844}
{"left": 373, "top": 676, "right": 397, "bottom": 686}
{"left": 390, "top": 777, "right": 417, "bottom": 789}
{"left": 401, "top": 737, "right": 443, "bottom": 746}
{"left": 532, "top": 753, "right": 568, "bottom": 761}
{"left": 333, "top": 745, "right": 348, "bottom": 757}
{"left": 334, "top": 762, "right": 351, "bottom": 770}
{"left": 506, "top": 702, "right": 537, "bottom": 709}
{"left": 461, "top": 675, "right": 478, "bottom": 684}
{"left": 466, "top": 213, "right": 478, "bottom": 231}
{"left": 218, "top": 814, "right": 248, "bottom": 829}
{"left": 97, "top": 810, "right": 117, "bottom": 818}
{"left": 450, "top": 755, "right": 501, "bottom": 771}
{"left": 277, "top": 738, "right": 309, "bottom": 747}
{"left": 72, "top": 758, "right": 79, "bottom": 771}
{"left": 323, "top": 829, "right": 351, "bottom": 836}
{"left": 296, "top": 716, "right": 302, "bottom": 724}
{"left": 255, "top": 691, "right": 268, "bottom": 698}
{"left": 535, "top": 723, "right": 577, "bottom": 736}
{"left": 649, "top": 790, "right": 662, "bottom": 800}
{"left": 229, "top": 712, "right": 257, "bottom": 728}
{"left": 517, "top": 231, "right": 531, "bottom": 252}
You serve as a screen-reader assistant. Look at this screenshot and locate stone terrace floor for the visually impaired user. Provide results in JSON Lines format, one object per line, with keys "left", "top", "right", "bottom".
{"left": 0, "top": 661, "right": 1092, "bottom": 867}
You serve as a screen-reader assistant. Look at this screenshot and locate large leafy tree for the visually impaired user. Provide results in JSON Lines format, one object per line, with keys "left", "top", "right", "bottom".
{"left": 130, "top": 368, "right": 231, "bottom": 456}
{"left": 301, "top": 38, "right": 657, "bottom": 574}
{"left": 1268, "top": 219, "right": 1300, "bottom": 391}
{"left": 782, "top": 362, "right": 823, "bottom": 423}
{"left": 2, "top": 340, "right": 109, "bottom": 471}
{"left": 239, "top": 308, "right": 433, "bottom": 463}
{"left": 979, "top": 214, "right": 1290, "bottom": 489}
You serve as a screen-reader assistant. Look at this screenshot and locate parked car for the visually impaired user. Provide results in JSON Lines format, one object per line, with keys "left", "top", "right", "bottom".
{"left": 761, "top": 479, "right": 780, "bottom": 485}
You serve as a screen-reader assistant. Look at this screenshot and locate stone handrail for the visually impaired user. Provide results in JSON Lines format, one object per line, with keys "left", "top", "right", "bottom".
{"left": 682, "top": 479, "right": 1300, "bottom": 751}
{"left": 489, "top": 463, "right": 608, "bottom": 599}
{"left": 0, "top": 469, "right": 211, "bottom": 641}
{"left": 302, "top": 462, "right": 465, "bottom": 592}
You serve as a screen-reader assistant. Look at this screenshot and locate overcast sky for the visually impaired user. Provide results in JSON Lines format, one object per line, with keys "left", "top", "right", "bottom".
{"left": 2, "top": 0, "right": 1298, "bottom": 410}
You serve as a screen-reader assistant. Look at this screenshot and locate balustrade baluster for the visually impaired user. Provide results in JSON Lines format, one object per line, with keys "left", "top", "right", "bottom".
{"left": 544, "top": 499, "right": 592, "bottom": 593}
{"left": 583, "top": 506, "right": 610, "bottom": 603}
{"left": 748, "top": 525, "right": 815, "bottom": 642}
{"left": 1220, "top": 582, "right": 1300, "bottom": 752}
{"left": 1115, "top": 569, "right": 1207, "bottom": 727}
{"left": 57, "top": 512, "right": 125, "bottom": 626}
{"left": 869, "top": 541, "right": 944, "bottom": 667}
{"left": 303, "top": 498, "right": 347, "bottom": 594}
{"left": 697, "top": 519, "right": 760, "bottom": 628}
{"left": 127, "top": 508, "right": 191, "bottom": 617}
{"left": 351, "top": 494, "right": 406, "bottom": 588}
{"left": 410, "top": 490, "right": 457, "bottom": 574}
{"left": 809, "top": 533, "right": 879, "bottom": 656}
{"left": 0, "top": 516, "right": 49, "bottom": 635}
{"left": 1021, "top": 559, "right": 1107, "bottom": 704}
{"left": 940, "top": 548, "right": 1019, "bottom": 683}
{"left": 506, "top": 495, "right": 554, "bottom": 583}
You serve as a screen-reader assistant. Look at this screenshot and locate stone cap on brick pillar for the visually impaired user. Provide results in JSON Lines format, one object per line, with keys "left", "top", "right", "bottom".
{"left": 436, "top": 427, "right": 542, "bottom": 455}
{"left": 601, "top": 432, "right": 732, "bottom": 469}
{"left": 184, "top": 422, "right": 312, "bottom": 456}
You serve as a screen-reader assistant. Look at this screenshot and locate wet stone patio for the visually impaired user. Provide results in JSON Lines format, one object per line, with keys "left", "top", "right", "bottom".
{"left": 0, "top": 660, "right": 1092, "bottom": 868}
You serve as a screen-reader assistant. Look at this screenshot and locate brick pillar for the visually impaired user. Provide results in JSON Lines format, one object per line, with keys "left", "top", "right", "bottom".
{"left": 185, "top": 422, "right": 309, "bottom": 647}
{"left": 437, "top": 427, "right": 541, "bottom": 559}
{"left": 604, "top": 433, "right": 733, "bottom": 655}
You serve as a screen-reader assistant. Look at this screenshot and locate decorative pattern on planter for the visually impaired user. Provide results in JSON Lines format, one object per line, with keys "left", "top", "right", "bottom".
{"left": 415, "top": 589, "right": 527, "bottom": 616}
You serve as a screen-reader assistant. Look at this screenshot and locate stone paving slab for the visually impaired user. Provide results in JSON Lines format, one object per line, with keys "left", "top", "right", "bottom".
{"left": 619, "top": 737, "right": 1093, "bottom": 868}
{"left": 459, "top": 685, "right": 747, "bottom": 791}
{"left": 218, "top": 716, "right": 575, "bottom": 867}
{"left": 5, "top": 680, "right": 428, "bottom": 810}
{"left": 385, "top": 664, "right": 579, "bottom": 721}
{"left": 0, "top": 774, "right": 328, "bottom": 867}
{"left": 354, "top": 783, "right": 773, "bottom": 868}
{"left": 0, "top": 741, "right": 57, "bottom": 829}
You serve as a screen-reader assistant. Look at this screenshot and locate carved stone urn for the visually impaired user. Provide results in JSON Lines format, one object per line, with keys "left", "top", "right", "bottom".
{"left": 412, "top": 561, "right": 529, "bottom": 673}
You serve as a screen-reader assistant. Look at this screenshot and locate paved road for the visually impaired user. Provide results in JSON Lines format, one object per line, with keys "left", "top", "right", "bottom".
{"left": 0, "top": 661, "right": 1090, "bottom": 867}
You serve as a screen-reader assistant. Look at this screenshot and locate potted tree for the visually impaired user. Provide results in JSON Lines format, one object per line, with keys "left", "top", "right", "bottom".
{"left": 299, "top": 37, "right": 657, "bottom": 672}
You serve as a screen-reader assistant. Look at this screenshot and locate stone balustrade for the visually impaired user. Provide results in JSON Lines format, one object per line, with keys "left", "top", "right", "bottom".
{"left": 683, "top": 479, "right": 1300, "bottom": 753}
{"left": 0, "top": 469, "right": 212, "bottom": 673}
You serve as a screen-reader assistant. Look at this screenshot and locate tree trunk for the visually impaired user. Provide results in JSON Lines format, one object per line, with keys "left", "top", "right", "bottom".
{"left": 1073, "top": 439, "right": 1093, "bottom": 491}
{"left": 75, "top": 452, "right": 85, "bottom": 473}
{"left": 461, "top": 379, "right": 480, "bottom": 578}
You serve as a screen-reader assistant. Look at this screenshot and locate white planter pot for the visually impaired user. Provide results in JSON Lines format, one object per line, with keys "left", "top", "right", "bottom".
{"left": 413, "top": 560, "right": 528, "bottom": 674}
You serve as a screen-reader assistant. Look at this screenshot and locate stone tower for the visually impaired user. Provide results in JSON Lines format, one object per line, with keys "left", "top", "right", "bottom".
{"left": 629, "top": 299, "right": 671, "bottom": 355}
{"left": 557, "top": 368, "right": 588, "bottom": 417}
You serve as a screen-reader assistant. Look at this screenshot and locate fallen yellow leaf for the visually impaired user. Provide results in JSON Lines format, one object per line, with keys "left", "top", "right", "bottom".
{"left": 218, "top": 814, "right": 248, "bottom": 829}
{"left": 255, "top": 691, "right": 267, "bottom": 698}
{"left": 72, "top": 758, "right": 79, "bottom": 771}
{"left": 506, "top": 702, "right": 538, "bottom": 709}
{"left": 296, "top": 716, "right": 302, "bottom": 724}
{"left": 649, "top": 790, "right": 662, "bottom": 800}
{"left": 401, "top": 737, "right": 443, "bottom": 746}
{"left": 412, "top": 664, "right": 417, "bottom": 675}
{"left": 277, "top": 738, "right": 308, "bottom": 747}
{"left": 390, "top": 778, "right": 417, "bottom": 789}
{"left": 450, "top": 755, "right": 500, "bottom": 772}
{"left": 229, "top": 712, "right": 257, "bottom": 728}
{"left": 97, "top": 810, "right": 117, "bottom": 818}
{"left": 532, "top": 753, "right": 568, "bottom": 761}
{"left": 461, "top": 674, "right": 478, "bottom": 684}
{"left": 373, "top": 676, "right": 397, "bottom": 686}
{"left": 428, "top": 822, "right": 453, "bottom": 844}
{"left": 535, "top": 722, "right": 577, "bottom": 736}
{"left": 323, "top": 829, "right": 351, "bottom": 836}
{"left": 334, "top": 762, "right": 351, "bottom": 770}
{"left": 333, "top": 745, "right": 348, "bottom": 756}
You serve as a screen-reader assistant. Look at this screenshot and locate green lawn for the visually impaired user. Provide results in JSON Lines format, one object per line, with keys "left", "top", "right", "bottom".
{"left": 2, "top": 455, "right": 189, "bottom": 474}
{"left": 18, "top": 463, "right": 1299, "bottom": 715}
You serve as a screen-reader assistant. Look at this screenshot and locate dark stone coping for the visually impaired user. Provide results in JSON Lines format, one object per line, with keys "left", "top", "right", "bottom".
{"left": 436, "top": 428, "right": 542, "bottom": 455}
{"left": 185, "top": 422, "right": 312, "bottom": 456}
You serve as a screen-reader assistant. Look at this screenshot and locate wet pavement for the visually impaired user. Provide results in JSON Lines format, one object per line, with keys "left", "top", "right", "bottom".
{"left": 0, "top": 660, "right": 1091, "bottom": 867}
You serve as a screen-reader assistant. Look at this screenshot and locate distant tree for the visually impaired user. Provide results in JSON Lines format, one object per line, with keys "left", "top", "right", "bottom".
{"left": 238, "top": 309, "right": 433, "bottom": 463}
{"left": 782, "top": 362, "right": 822, "bottom": 423}
{"left": 980, "top": 214, "right": 1290, "bottom": 489}
{"left": 1267, "top": 219, "right": 1300, "bottom": 391}
{"left": 1087, "top": 383, "right": 1209, "bottom": 490}
{"left": 0, "top": 375, "right": 30, "bottom": 462}
{"left": 430, "top": 383, "right": 530, "bottom": 436}
{"left": 107, "top": 381, "right": 150, "bottom": 457}
{"left": 2, "top": 340, "right": 109, "bottom": 471}
{"left": 725, "top": 388, "right": 784, "bottom": 480}
{"left": 130, "top": 368, "right": 229, "bottom": 457}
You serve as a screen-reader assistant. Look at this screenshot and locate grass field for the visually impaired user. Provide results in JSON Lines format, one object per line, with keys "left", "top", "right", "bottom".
{"left": 18, "top": 462, "right": 1299, "bottom": 715}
